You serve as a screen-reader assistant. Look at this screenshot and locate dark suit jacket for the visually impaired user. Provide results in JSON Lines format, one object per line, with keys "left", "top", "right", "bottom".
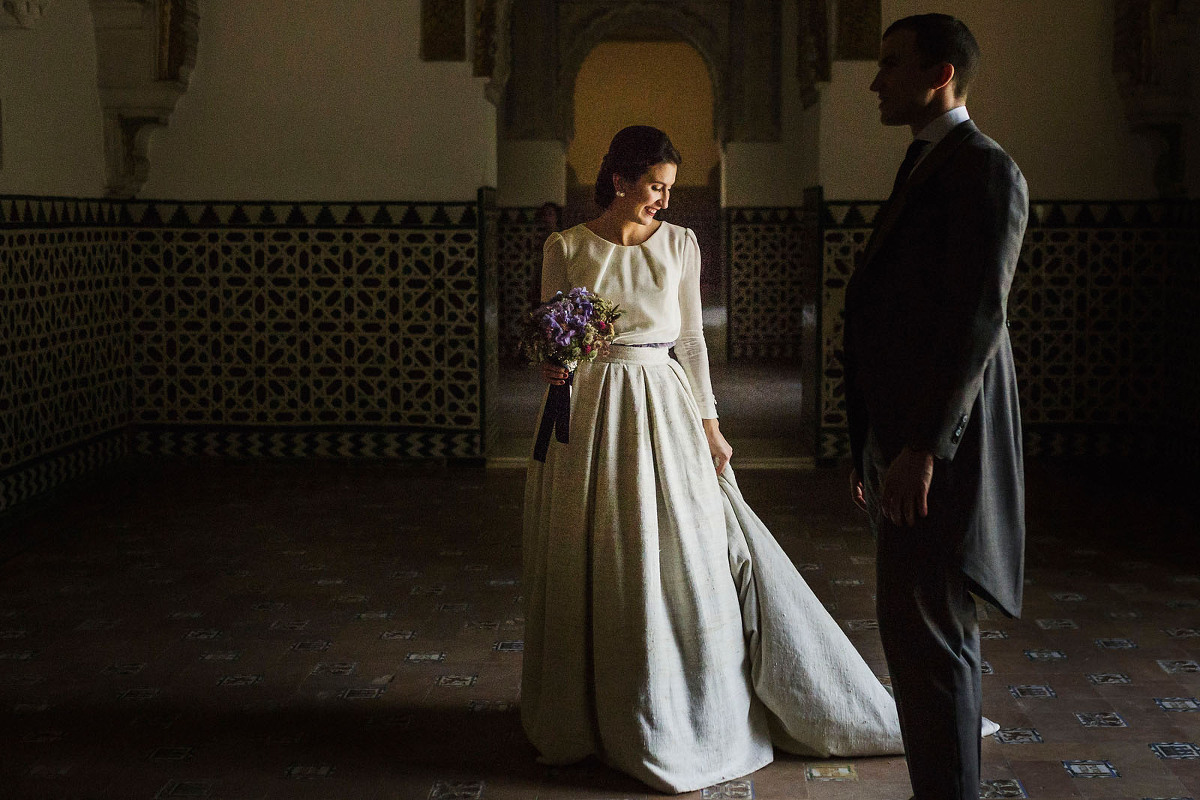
{"left": 843, "top": 119, "right": 1029, "bottom": 618}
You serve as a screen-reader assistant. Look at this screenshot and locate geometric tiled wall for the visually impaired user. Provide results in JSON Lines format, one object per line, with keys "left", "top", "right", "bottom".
{"left": 3, "top": 190, "right": 1194, "bottom": 514}
{"left": 1014, "top": 204, "right": 1168, "bottom": 427}
{"left": 818, "top": 198, "right": 1200, "bottom": 462}
{"left": 1, "top": 193, "right": 498, "bottom": 516}
{"left": 496, "top": 207, "right": 547, "bottom": 364}
{"left": 817, "top": 200, "right": 875, "bottom": 460}
{"left": 0, "top": 198, "right": 131, "bottom": 514}
{"left": 126, "top": 200, "right": 489, "bottom": 457}
{"left": 726, "top": 203, "right": 819, "bottom": 362}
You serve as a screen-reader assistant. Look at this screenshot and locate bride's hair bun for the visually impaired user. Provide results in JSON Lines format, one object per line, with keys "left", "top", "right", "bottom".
{"left": 594, "top": 126, "right": 682, "bottom": 209}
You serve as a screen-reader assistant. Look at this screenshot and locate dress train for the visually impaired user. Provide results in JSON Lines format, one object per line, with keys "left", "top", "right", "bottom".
{"left": 719, "top": 466, "right": 904, "bottom": 757}
{"left": 719, "top": 466, "right": 1000, "bottom": 753}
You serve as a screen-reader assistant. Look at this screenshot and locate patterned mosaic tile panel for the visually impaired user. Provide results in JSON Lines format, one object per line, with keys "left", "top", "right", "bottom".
{"left": 818, "top": 201, "right": 879, "bottom": 460}
{"left": 0, "top": 196, "right": 497, "bottom": 515}
{"left": 496, "top": 208, "right": 550, "bottom": 365}
{"left": 818, "top": 199, "right": 1200, "bottom": 460}
{"left": 479, "top": 197, "right": 500, "bottom": 455}
{"left": 130, "top": 429, "right": 481, "bottom": 459}
{"left": 0, "top": 198, "right": 131, "bottom": 513}
{"left": 0, "top": 432, "right": 128, "bottom": 516}
{"left": 128, "top": 223, "right": 478, "bottom": 427}
{"left": 726, "top": 206, "right": 817, "bottom": 362}
{"left": 1013, "top": 204, "right": 1171, "bottom": 428}
{"left": 123, "top": 201, "right": 488, "bottom": 458}
{"left": 0, "top": 197, "right": 125, "bottom": 228}
{"left": 124, "top": 200, "right": 481, "bottom": 230}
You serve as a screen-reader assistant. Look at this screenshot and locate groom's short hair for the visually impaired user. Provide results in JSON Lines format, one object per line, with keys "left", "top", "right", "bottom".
{"left": 885, "top": 13, "right": 980, "bottom": 98}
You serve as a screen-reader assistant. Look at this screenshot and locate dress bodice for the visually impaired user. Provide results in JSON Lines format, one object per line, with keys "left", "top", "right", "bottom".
{"left": 540, "top": 222, "right": 716, "bottom": 417}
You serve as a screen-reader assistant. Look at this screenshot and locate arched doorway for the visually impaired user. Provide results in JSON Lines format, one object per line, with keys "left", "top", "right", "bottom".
{"left": 566, "top": 37, "right": 725, "bottom": 357}
{"left": 489, "top": 0, "right": 809, "bottom": 467}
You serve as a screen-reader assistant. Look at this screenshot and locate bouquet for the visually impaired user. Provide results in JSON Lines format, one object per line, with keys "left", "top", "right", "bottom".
{"left": 521, "top": 287, "right": 621, "bottom": 462}
{"left": 519, "top": 287, "right": 622, "bottom": 371}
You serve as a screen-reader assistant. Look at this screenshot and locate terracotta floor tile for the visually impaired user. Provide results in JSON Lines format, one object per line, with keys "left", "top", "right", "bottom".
{"left": 0, "top": 459, "right": 1196, "bottom": 799}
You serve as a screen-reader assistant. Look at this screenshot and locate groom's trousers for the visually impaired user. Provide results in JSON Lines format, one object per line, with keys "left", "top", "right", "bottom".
{"left": 863, "top": 431, "right": 983, "bottom": 800}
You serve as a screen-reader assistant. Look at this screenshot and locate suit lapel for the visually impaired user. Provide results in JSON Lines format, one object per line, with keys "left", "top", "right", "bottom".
{"left": 857, "top": 120, "right": 978, "bottom": 272}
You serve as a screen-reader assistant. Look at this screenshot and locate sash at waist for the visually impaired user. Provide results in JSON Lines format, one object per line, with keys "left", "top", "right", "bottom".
{"left": 595, "top": 343, "right": 673, "bottom": 365}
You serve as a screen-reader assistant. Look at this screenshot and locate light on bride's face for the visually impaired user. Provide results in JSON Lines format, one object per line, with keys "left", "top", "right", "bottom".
{"left": 616, "top": 161, "right": 677, "bottom": 226}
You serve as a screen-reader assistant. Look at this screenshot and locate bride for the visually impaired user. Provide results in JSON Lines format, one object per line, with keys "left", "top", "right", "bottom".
{"left": 521, "top": 126, "right": 992, "bottom": 794}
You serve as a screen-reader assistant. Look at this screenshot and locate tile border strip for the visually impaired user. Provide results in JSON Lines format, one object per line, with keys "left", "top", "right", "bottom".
{"left": 0, "top": 196, "right": 480, "bottom": 230}
{"left": 0, "top": 429, "right": 129, "bottom": 515}
{"left": 131, "top": 427, "right": 482, "bottom": 460}
{"left": 818, "top": 424, "right": 1194, "bottom": 463}
{"left": 821, "top": 198, "right": 1200, "bottom": 229}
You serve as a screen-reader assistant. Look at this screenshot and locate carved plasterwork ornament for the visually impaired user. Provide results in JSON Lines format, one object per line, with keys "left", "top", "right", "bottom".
{"left": 502, "top": 0, "right": 771, "bottom": 143}
{"left": 797, "top": 0, "right": 831, "bottom": 108}
{"left": 90, "top": 0, "right": 198, "bottom": 197}
{"left": 1113, "top": 0, "right": 1197, "bottom": 198}
{"left": 421, "top": 0, "right": 467, "bottom": 61}
{"left": 1, "top": 0, "right": 53, "bottom": 28}
{"left": 475, "top": 0, "right": 514, "bottom": 105}
{"left": 833, "top": 0, "right": 879, "bottom": 60}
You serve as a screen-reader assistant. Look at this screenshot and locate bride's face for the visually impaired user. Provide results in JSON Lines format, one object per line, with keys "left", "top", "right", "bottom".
{"left": 614, "top": 162, "right": 677, "bottom": 226}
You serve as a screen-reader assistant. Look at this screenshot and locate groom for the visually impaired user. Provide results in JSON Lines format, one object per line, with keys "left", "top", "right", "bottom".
{"left": 843, "top": 14, "right": 1028, "bottom": 800}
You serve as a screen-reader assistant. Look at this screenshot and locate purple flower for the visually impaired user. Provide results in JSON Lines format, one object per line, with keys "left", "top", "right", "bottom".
{"left": 519, "top": 285, "right": 622, "bottom": 369}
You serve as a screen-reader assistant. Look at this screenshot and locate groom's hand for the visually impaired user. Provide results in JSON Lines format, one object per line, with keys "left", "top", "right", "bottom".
{"left": 881, "top": 447, "right": 934, "bottom": 527}
{"left": 849, "top": 469, "right": 867, "bottom": 512}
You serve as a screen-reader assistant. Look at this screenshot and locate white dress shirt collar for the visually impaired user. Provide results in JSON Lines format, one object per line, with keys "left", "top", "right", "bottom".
{"left": 915, "top": 105, "right": 970, "bottom": 149}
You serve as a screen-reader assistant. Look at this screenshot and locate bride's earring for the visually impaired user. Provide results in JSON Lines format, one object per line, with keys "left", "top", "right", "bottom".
{"left": 616, "top": 191, "right": 625, "bottom": 197}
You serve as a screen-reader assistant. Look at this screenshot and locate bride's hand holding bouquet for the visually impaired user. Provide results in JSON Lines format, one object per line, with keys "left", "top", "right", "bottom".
{"left": 521, "top": 287, "right": 621, "bottom": 380}
{"left": 520, "top": 287, "right": 621, "bottom": 461}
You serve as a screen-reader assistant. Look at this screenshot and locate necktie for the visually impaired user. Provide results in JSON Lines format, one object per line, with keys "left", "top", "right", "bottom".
{"left": 891, "top": 139, "right": 930, "bottom": 195}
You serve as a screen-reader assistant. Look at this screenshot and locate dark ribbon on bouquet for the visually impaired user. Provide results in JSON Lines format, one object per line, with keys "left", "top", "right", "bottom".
{"left": 532, "top": 369, "right": 572, "bottom": 463}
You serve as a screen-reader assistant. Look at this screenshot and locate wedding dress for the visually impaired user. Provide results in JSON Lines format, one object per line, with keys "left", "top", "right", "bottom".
{"left": 522, "top": 222, "right": 990, "bottom": 794}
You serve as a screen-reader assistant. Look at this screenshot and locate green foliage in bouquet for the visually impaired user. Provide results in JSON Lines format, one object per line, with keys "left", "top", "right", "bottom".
{"left": 520, "top": 287, "right": 622, "bottom": 371}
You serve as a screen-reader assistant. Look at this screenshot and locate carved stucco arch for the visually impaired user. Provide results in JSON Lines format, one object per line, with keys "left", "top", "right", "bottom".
{"left": 555, "top": 3, "right": 727, "bottom": 144}
{"left": 499, "top": 0, "right": 779, "bottom": 146}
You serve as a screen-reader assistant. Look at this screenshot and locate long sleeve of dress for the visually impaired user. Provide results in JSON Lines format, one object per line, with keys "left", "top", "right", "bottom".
{"left": 540, "top": 232, "right": 569, "bottom": 303}
{"left": 674, "top": 228, "right": 718, "bottom": 419}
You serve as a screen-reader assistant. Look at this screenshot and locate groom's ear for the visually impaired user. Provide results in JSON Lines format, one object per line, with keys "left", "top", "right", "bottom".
{"left": 931, "top": 62, "right": 956, "bottom": 95}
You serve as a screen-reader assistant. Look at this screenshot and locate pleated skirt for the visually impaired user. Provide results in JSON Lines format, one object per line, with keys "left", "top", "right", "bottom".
{"left": 521, "top": 346, "right": 774, "bottom": 793}
{"left": 521, "top": 346, "right": 905, "bottom": 793}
